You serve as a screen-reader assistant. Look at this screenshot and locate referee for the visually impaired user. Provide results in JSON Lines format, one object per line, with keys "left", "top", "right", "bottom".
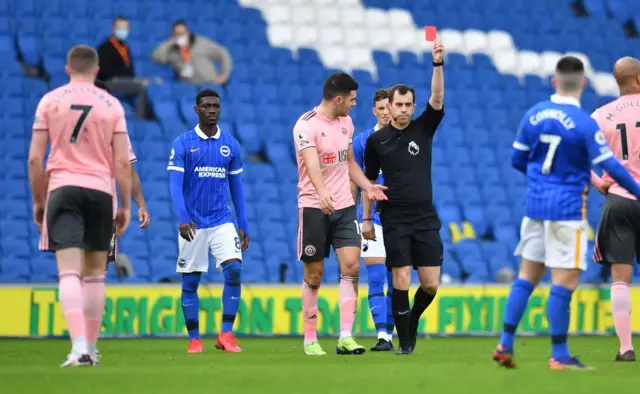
{"left": 362, "top": 39, "right": 445, "bottom": 355}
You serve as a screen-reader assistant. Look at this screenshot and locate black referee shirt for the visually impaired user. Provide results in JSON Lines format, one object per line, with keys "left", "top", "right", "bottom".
{"left": 364, "top": 103, "right": 444, "bottom": 227}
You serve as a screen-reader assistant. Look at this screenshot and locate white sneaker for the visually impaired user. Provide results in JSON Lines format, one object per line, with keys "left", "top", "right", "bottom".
{"left": 89, "top": 350, "right": 100, "bottom": 365}
{"left": 60, "top": 352, "right": 93, "bottom": 368}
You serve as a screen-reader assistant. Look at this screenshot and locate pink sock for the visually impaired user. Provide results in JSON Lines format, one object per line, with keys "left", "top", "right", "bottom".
{"left": 302, "top": 281, "right": 319, "bottom": 342}
{"left": 338, "top": 275, "right": 358, "bottom": 338}
{"left": 611, "top": 281, "right": 634, "bottom": 353}
{"left": 83, "top": 276, "right": 105, "bottom": 352}
{"left": 59, "top": 271, "right": 87, "bottom": 354}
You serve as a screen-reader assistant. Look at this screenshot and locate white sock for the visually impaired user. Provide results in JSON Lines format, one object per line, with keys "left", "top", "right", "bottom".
{"left": 339, "top": 331, "right": 352, "bottom": 341}
{"left": 377, "top": 331, "right": 387, "bottom": 340}
{"left": 72, "top": 336, "right": 88, "bottom": 355}
{"left": 386, "top": 333, "right": 393, "bottom": 342}
{"left": 87, "top": 341, "right": 97, "bottom": 354}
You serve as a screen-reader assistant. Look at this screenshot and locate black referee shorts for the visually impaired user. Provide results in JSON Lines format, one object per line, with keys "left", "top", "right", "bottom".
{"left": 380, "top": 204, "right": 443, "bottom": 270}
{"left": 594, "top": 194, "right": 640, "bottom": 265}
{"left": 45, "top": 186, "right": 113, "bottom": 252}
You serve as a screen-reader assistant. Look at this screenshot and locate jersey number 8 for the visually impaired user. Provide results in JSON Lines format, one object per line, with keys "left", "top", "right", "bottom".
{"left": 539, "top": 134, "right": 561, "bottom": 175}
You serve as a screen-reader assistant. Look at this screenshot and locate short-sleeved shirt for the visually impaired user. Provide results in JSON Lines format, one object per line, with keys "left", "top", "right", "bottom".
{"left": 364, "top": 103, "right": 444, "bottom": 227}
{"left": 591, "top": 94, "right": 640, "bottom": 200}
{"left": 512, "top": 94, "right": 613, "bottom": 221}
{"left": 293, "top": 108, "right": 355, "bottom": 210}
{"left": 352, "top": 125, "right": 383, "bottom": 225}
{"left": 33, "top": 81, "right": 128, "bottom": 196}
{"left": 111, "top": 135, "right": 137, "bottom": 217}
{"left": 167, "top": 125, "right": 243, "bottom": 228}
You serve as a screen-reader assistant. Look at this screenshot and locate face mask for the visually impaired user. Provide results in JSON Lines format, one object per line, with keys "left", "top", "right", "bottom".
{"left": 114, "top": 28, "right": 129, "bottom": 41}
{"left": 176, "top": 35, "right": 189, "bottom": 47}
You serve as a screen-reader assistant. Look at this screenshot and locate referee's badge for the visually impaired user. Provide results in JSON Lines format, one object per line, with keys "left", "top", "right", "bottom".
{"left": 304, "top": 245, "right": 316, "bottom": 256}
{"left": 408, "top": 141, "right": 420, "bottom": 156}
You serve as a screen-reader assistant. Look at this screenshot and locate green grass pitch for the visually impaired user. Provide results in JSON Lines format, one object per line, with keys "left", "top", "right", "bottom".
{"left": 1, "top": 337, "right": 639, "bottom": 393}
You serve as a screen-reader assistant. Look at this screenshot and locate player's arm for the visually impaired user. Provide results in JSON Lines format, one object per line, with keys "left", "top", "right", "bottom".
{"left": 28, "top": 131, "right": 49, "bottom": 208}
{"left": 363, "top": 135, "right": 382, "bottom": 222}
{"left": 586, "top": 127, "right": 640, "bottom": 199}
{"left": 511, "top": 114, "right": 532, "bottom": 174}
{"left": 228, "top": 139, "right": 249, "bottom": 250}
{"left": 167, "top": 140, "right": 191, "bottom": 223}
{"left": 112, "top": 132, "right": 133, "bottom": 237}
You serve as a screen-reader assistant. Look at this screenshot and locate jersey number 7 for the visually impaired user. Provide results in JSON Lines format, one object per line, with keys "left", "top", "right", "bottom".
{"left": 69, "top": 104, "right": 93, "bottom": 143}
{"left": 616, "top": 122, "right": 640, "bottom": 160}
{"left": 539, "top": 134, "right": 561, "bottom": 175}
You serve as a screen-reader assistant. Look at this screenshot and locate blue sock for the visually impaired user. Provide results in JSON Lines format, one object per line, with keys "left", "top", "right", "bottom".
{"left": 181, "top": 272, "right": 202, "bottom": 340}
{"left": 366, "top": 264, "right": 387, "bottom": 337}
{"left": 548, "top": 284, "right": 573, "bottom": 362}
{"left": 385, "top": 269, "right": 395, "bottom": 335}
{"left": 222, "top": 261, "right": 242, "bottom": 333}
{"left": 499, "top": 278, "right": 534, "bottom": 351}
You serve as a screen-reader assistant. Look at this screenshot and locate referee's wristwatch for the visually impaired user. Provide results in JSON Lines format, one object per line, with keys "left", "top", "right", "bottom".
{"left": 433, "top": 60, "right": 444, "bottom": 67}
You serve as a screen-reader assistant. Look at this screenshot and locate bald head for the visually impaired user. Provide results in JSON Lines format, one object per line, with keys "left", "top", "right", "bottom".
{"left": 614, "top": 57, "right": 640, "bottom": 95}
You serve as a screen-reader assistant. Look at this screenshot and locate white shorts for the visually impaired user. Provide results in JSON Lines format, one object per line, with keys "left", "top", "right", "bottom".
{"left": 177, "top": 222, "right": 242, "bottom": 273}
{"left": 514, "top": 217, "right": 588, "bottom": 271}
{"left": 360, "top": 223, "right": 386, "bottom": 259}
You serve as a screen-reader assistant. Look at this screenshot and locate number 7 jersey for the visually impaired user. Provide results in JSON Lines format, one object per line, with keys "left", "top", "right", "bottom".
{"left": 591, "top": 94, "right": 640, "bottom": 200}
{"left": 33, "top": 82, "right": 128, "bottom": 196}
{"left": 512, "top": 94, "right": 613, "bottom": 221}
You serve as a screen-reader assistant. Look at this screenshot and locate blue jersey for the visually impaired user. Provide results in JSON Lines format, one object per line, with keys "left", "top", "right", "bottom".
{"left": 353, "top": 126, "right": 383, "bottom": 225}
{"left": 167, "top": 125, "right": 243, "bottom": 228}
{"left": 513, "top": 95, "right": 613, "bottom": 221}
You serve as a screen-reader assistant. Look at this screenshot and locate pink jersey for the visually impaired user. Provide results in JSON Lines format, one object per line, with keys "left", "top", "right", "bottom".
{"left": 33, "top": 81, "right": 128, "bottom": 197}
{"left": 592, "top": 94, "right": 640, "bottom": 200}
{"left": 294, "top": 108, "right": 355, "bottom": 210}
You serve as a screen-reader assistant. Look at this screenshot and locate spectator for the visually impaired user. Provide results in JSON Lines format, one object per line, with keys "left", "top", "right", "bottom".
{"left": 96, "top": 16, "right": 151, "bottom": 118}
{"left": 152, "top": 20, "right": 232, "bottom": 85}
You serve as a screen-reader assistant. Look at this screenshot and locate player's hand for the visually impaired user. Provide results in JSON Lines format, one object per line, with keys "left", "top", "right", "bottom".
{"left": 362, "top": 220, "right": 376, "bottom": 241}
{"left": 318, "top": 189, "right": 335, "bottom": 215}
{"left": 596, "top": 181, "right": 613, "bottom": 195}
{"left": 115, "top": 207, "right": 131, "bottom": 237}
{"left": 33, "top": 203, "right": 44, "bottom": 232}
{"left": 432, "top": 39, "right": 445, "bottom": 62}
{"left": 364, "top": 184, "right": 388, "bottom": 202}
{"left": 179, "top": 222, "right": 196, "bottom": 242}
{"left": 239, "top": 229, "right": 250, "bottom": 251}
{"left": 215, "top": 75, "right": 229, "bottom": 85}
{"left": 138, "top": 206, "right": 151, "bottom": 228}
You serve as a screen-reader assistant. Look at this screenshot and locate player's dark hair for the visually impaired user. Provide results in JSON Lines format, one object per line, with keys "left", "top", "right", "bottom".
{"left": 113, "top": 16, "right": 129, "bottom": 25}
{"left": 373, "top": 88, "right": 390, "bottom": 105}
{"left": 196, "top": 89, "right": 220, "bottom": 105}
{"left": 322, "top": 72, "right": 358, "bottom": 100}
{"left": 94, "top": 79, "right": 111, "bottom": 94}
{"left": 67, "top": 45, "right": 99, "bottom": 74}
{"left": 173, "top": 20, "right": 188, "bottom": 30}
{"left": 388, "top": 84, "right": 416, "bottom": 104}
{"left": 555, "top": 56, "right": 585, "bottom": 92}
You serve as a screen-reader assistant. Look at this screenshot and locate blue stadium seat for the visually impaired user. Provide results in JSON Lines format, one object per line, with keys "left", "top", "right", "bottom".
{"left": 0, "top": 257, "right": 30, "bottom": 282}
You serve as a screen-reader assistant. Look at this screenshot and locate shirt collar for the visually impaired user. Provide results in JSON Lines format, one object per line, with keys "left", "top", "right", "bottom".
{"left": 374, "top": 123, "right": 382, "bottom": 131}
{"left": 195, "top": 124, "right": 221, "bottom": 139}
{"left": 550, "top": 94, "right": 581, "bottom": 108}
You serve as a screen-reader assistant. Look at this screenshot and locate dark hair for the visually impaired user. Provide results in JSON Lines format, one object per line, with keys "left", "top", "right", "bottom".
{"left": 373, "top": 88, "right": 390, "bottom": 105}
{"left": 173, "top": 20, "right": 188, "bottom": 30}
{"left": 196, "top": 89, "right": 220, "bottom": 105}
{"left": 556, "top": 56, "right": 584, "bottom": 74}
{"left": 322, "top": 72, "right": 358, "bottom": 100}
{"left": 94, "top": 79, "right": 111, "bottom": 94}
{"left": 113, "top": 16, "right": 129, "bottom": 25}
{"left": 388, "top": 84, "right": 416, "bottom": 104}
{"left": 66, "top": 45, "right": 99, "bottom": 74}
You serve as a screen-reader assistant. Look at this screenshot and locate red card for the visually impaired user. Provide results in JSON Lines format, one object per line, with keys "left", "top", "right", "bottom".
{"left": 424, "top": 26, "right": 437, "bottom": 42}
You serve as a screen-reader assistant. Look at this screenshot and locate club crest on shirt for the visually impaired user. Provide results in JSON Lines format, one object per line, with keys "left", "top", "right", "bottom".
{"left": 304, "top": 245, "right": 316, "bottom": 256}
{"left": 220, "top": 145, "right": 230, "bottom": 157}
{"left": 178, "top": 258, "right": 187, "bottom": 268}
{"left": 341, "top": 127, "right": 347, "bottom": 135}
{"left": 408, "top": 141, "right": 420, "bottom": 156}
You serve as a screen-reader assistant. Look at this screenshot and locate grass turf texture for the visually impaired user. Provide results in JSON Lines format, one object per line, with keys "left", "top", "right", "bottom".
{"left": 1, "top": 337, "right": 638, "bottom": 393}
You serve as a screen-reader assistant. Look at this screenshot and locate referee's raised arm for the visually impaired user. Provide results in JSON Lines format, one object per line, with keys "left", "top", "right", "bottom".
{"left": 428, "top": 39, "right": 445, "bottom": 111}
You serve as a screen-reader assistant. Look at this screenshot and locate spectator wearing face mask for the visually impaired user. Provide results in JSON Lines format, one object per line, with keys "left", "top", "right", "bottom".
{"left": 151, "top": 20, "right": 232, "bottom": 85}
{"left": 96, "top": 16, "right": 152, "bottom": 118}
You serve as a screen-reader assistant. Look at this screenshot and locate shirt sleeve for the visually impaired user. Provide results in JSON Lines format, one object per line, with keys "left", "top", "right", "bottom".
{"left": 584, "top": 119, "right": 614, "bottom": 166}
{"left": 364, "top": 134, "right": 381, "bottom": 181}
{"left": 229, "top": 138, "right": 243, "bottom": 175}
{"left": 415, "top": 102, "right": 445, "bottom": 136}
{"left": 345, "top": 116, "right": 355, "bottom": 144}
{"left": 126, "top": 134, "right": 137, "bottom": 163}
{"left": 113, "top": 101, "right": 128, "bottom": 134}
{"left": 512, "top": 113, "right": 532, "bottom": 152}
{"left": 167, "top": 137, "right": 185, "bottom": 172}
{"left": 293, "top": 121, "right": 318, "bottom": 153}
{"left": 32, "top": 94, "right": 49, "bottom": 132}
